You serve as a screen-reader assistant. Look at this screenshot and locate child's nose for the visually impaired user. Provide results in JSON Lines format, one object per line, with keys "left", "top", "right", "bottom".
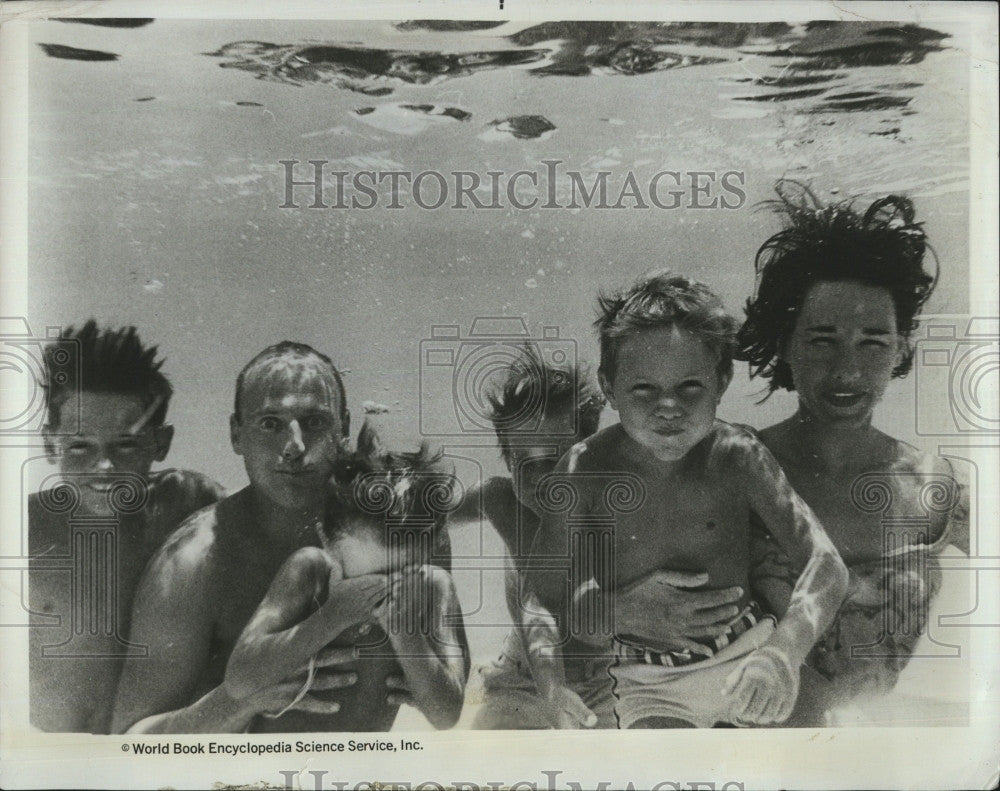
{"left": 655, "top": 395, "right": 682, "bottom": 414}
{"left": 94, "top": 454, "right": 115, "bottom": 472}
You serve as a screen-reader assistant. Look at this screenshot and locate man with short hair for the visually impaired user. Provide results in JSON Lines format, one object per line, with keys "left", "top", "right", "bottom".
{"left": 113, "top": 341, "right": 465, "bottom": 733}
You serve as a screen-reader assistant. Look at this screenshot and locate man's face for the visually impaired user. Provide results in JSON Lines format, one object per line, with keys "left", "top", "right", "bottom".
{"left": 44, "top": 391, "right": 172, "bottom": 514}
{"left": 601, "top": 326, "right": 729, "bottom": 462}
{"left": 231, "top": 364, "right": 345, "bottom": 512}
{"left": 505, "top": 410, "right": 585, "bottom": 513}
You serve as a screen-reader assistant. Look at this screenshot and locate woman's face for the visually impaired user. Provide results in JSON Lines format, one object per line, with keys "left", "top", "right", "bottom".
{"left": 783, "top": 280, "right": 902, "bottom": 429}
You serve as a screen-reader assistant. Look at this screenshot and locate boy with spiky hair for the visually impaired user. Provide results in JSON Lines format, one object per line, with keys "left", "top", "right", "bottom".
{"left": 446, "top": 347, "right": 615, "bottom": 727}
{"left": 29, "top": 320, "right": 224, "bottom": 733}
{"left": 527, "top": 271, "right": 849, "bottom": 728}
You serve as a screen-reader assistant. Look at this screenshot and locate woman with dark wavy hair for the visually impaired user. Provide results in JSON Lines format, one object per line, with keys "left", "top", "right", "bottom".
{"left": 737, "top": 181, "right": 969, "bottom": 725}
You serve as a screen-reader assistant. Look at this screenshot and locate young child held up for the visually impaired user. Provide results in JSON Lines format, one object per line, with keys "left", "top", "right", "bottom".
{"left": 527, "top": 270, "right": 849, "bottom": 728}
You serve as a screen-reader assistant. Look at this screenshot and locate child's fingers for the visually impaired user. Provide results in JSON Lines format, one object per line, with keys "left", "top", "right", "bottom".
{"left": 756, "top": 696, "right": 782, "bottom": 725}
{"left": 725, "top": 669, "right": 768, "bottom": 724}
{"left": 549, "top": 689, "right": 598, "bottom": 729}
{"left": 743, "top": 684, "right": 771, "bottom": 724}
{"left": 731, "top": 681, "right": 761, "bottom": 723}
{"left": 722, "top": 662, "right": 745, "bottom": 696}
{"left": 565, "top": 699, "right": 598, "bottom": 728}
{"left": 763, "top": 690, "right": 794, "bottom": 725}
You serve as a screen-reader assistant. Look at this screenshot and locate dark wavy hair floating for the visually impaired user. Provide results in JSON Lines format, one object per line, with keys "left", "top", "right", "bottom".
{"left": 736, "top": 180, "right": 938, "bottom": 397}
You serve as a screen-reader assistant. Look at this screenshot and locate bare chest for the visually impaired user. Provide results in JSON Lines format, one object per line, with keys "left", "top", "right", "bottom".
{"left": 608, "top": 481, "right": 750, "bottom": 589}
{"left": 781, "top": 466, "right": 948, "bottom": 565}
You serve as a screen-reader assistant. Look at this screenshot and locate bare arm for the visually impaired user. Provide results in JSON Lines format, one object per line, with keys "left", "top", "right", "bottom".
{"left": 112, "top": 524, "right": 255, "bottom": 734}
{"left": 744, "top": 438, "right": 849, "bottom": 670}
{"left": 748, "top": 512, "right": 796, "bottom": 618}
{"left": 519, "top": 580, "right": 599, "bottom": 728}
{"left": 447, "top": 481, "right": 486, "bottom": 524}
{"left": 518, "top": 452, "right": 606, "bottom": 727}
{"left": 113, "top": 524, "right": 358, "bottom": 734}
{"left": 224, "top": 547, "right": 388, "bottom": 700}
{"left": 381, "top": 565, "right": 467, "bottom": 729}
{"left": 525, "top": 453, "right": 578, "bottom": 617}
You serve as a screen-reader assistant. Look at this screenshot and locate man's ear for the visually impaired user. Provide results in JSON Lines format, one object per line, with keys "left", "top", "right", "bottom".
{"left": 598, "top": 369, "right": 617, "bottom": 411}
{"left": 152, "top": 424, "right": 174, "bottom": 462}
{"left": 42, "top": 425, "right": 59, "bottom": 465}
{"left": 230, "top": 414, "right": 243, "bottom": 455}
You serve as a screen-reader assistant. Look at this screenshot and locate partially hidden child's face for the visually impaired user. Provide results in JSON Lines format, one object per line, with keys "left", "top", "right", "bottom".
{"left": 783, "top": 280, "right": 901, "bottom": 429}
{"left": 231, "top": 365, "right": 345, "bottom": 512}
{"left": 44, "top": 391, "right": 171, "bottom": 513}
{"left": 505, "top": 410, "right": 583, "bottom": 512}
{"left": 601, "top": 326, "right": 728, "bottom": 462}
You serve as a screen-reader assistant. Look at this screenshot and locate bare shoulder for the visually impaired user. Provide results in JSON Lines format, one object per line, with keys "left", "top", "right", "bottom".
{"left": 568, "top": 425, "right": 622, "bottom": 473}
{"left": 480, "top": 476, "right": 517, "bottom": 517}
{"left": 702, "top": 420, "right": 773, "bottom": 470}
{"left": 755, "top": 418, "right": 797, "bottom": 461}
{"left": 28, "top": 492, "right": 69, "bottom": 557}
{"left": 279, "top": 545, "right": 337, "bottom": 587}
{"left": 885, "top": 435, "right": 954, "bottom": 478}
{"left": 478, "top": 476, "right": 521, "bottom": 549}
{"left": 141, "top": 498, "right": 226, "bottom": 591}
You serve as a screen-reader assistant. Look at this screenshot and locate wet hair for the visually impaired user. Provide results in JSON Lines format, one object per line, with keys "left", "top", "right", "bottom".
{"left": 485, "top": 346, "right": 605, "bottom": 465}
{"left": 595, "top": 269, "right": 739, "bottom": 383}
{"left": 326, "top": 421, "right": 457, "bottom": 552}
{"left": 233, "top": 341, "right": 349, "bottom": 430}
{"left": 44, "top": 319, "right": 172, "bottom": 430}
{"left": 737, "top": 181, "right": 937, "bottom": 396}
